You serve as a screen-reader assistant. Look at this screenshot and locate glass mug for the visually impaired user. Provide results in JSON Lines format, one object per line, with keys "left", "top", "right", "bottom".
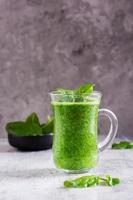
{"left": 50, "top": 91, "right": 118, "bottom": 173}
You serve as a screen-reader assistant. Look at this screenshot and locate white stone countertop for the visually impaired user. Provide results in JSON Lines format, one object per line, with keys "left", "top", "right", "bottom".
{"left": 0, "top": 139, "right": 133, "bottom": 200}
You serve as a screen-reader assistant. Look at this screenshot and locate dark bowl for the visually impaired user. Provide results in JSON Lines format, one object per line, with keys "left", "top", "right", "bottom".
{"left": 8, "top": 133, "right": 53, "bottom": 151}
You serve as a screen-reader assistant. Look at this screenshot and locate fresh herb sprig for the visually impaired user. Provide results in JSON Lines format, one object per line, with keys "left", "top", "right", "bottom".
{"left": 6, "top": 113, "right": 54, "bottom": 137}
{"left": 56, "top": 83, "right": 95, "bottom": 102}
{"left": 112, "top": 141, "right": 133, "bottom": 149}
{"left": 64, "top": 175, "right": 120, "bottom": 188}
{"left": 75, "top": 83, "right": 94, "bottom": 96}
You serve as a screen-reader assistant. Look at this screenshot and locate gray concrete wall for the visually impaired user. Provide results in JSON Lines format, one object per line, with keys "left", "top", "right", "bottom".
{"left": 0, "top": 0, "right": 133, "bottom": 138}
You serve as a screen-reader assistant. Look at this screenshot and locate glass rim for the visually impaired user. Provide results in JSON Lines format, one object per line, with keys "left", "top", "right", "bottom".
{"left": 49, "top": 91, "right": 102, "bottom": 97}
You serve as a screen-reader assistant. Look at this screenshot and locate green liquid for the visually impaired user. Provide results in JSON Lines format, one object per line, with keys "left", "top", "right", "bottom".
{"left": 52, "top": 101, "right": 99, "bottom": 171}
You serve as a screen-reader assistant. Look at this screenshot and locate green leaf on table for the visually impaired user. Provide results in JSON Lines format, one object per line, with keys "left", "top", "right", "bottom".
{"left": 6, "top": 121, "right": 42, "bottom": 136}
{"left": 64, "top": 175, "right": 100, "bottom": 188}
{"left": 42, "top": 117, "right": 54, "bottom": 134}
{"left": 26, "top": 112, "right": 40, "bottom": 125}
{"left": 64, "top": 175, "right": 120, "bottom": 188}
{"left": 105, "top": 175, "right": 120, "bottom": 186}
{"left": 112, "top": 141, "right": 133, "bottom": 149}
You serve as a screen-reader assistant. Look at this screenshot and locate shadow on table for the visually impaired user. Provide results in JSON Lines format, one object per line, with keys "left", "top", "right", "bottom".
{"left": 0, "top": 139, "right": 16, "bottom": 152}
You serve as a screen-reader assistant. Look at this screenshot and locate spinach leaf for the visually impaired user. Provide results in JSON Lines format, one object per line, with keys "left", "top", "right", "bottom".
{"left": 112, "top": 141, "right": 133, "bottom": 149}
{"left": 42, "top": 117, "right": 54, "bottom": 134}
{"left": 26, "top": 112, "right": 40, "bottom": 125}
{"left": 64, "top": 175, "right": 120, "bottom": 188}
{"left": 5, "top": 113, "right": 54, "bottom": 136}
{"left": 6, "top": 121, "right": 42, "bottom": 136}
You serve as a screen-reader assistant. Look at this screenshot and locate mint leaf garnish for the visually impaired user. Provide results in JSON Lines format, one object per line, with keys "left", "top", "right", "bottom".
{"left": 75, "top": 83, "right": 95, "bottom": 96}
{"left": 56, "top": 83, "right": 95, "bottom": 102}
{"left": 57, "top": 88, "right": 74, "bottom": 95}
{"left": 57, "top": 83, "right": 94, "bottom": 95}
{"left": 112, "top": 141, "right": 133, "bottom": 149}
{"left": 64, "top": 175, "right": 120, "bottom": 188}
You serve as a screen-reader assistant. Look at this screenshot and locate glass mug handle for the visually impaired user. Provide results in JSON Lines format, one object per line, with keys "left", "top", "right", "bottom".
{"left": 98, "top": 108, "right": 118, "bottom": 152}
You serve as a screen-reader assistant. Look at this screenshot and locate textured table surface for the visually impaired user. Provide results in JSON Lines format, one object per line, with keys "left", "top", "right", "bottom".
{"left": 0, "top": 139, "right": 133, "bottom": 200}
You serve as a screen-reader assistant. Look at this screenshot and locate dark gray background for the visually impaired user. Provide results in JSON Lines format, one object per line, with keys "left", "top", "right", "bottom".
{"left": 0, "top": 0, "right": 133, "bottom": 138}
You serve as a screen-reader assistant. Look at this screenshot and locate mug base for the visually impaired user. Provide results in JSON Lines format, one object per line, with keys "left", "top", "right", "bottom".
{"left": 58, "top": 167, "right": 92, "bottom": 174}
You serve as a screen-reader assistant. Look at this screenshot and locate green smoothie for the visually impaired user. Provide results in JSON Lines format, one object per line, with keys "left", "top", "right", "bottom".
{"left": 52, "top": 101, "right": 99, "bottom": 171}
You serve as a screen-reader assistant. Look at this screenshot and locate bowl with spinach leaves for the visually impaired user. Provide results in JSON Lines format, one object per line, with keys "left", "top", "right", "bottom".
{"left": 6, "top": 113, "right": 54, "bottom": 151}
